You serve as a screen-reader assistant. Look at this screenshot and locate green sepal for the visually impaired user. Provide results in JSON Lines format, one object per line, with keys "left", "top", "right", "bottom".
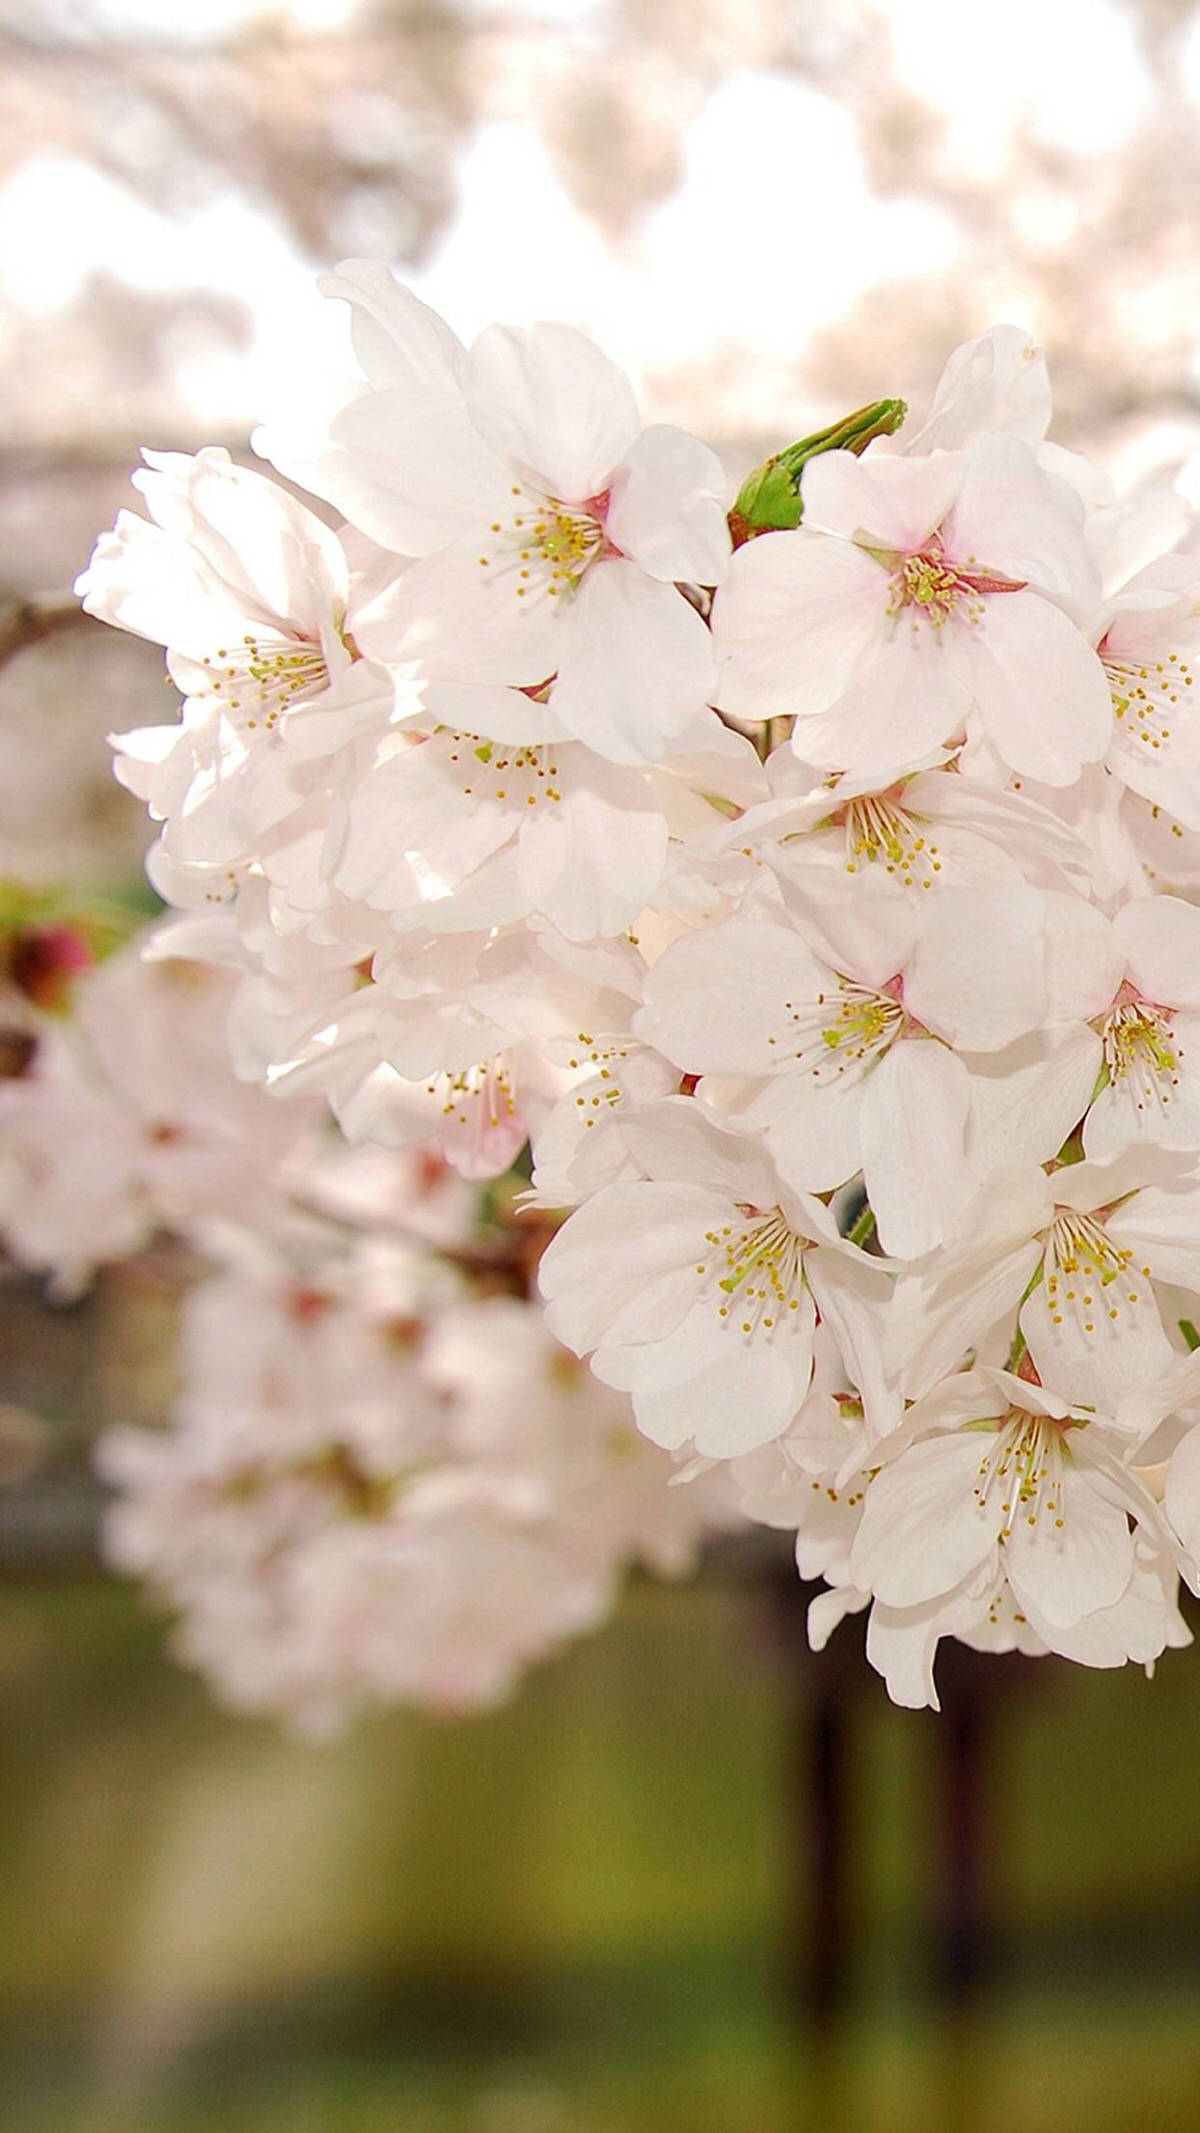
{"left": 730, "top": 397, "right": 907, "bottom": 542}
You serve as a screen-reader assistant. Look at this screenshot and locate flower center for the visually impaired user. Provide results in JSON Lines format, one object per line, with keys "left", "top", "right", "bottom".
{"left": 1100, "top": 999, "right": 1182, "bottom": 1110}
{"left": 1042, "top": 1208, "right": 1151, "bottom": 1337}
{"left": 1104, "top": 648, "right": 1193, "bottom": 758}
{"left": 881, "top": 542, "right": 1026, "bottom": 633}
{"left": 477, "top": 483, "right": 608, "bottom": 605}
{"left": 889, "top": 551, "right": 971, "bottom": 625}
{"left": 443, "top": 733, "right": 564, "bottom": 806}
{"left": 772, "top": 976, "right": 905, "bottom": 1082}
{"left": 694, "top": 1207, "right": 808, "bottom": 1340}
{"left": 972, "top": 1407, "right": 1071, "bottom": 1544}
{"left": 838, "top": 794, "right": 943, "bottom": 890}
{"left": 425, "top": 1058, "right": 518, "bottom": 1131}
{"left": 200, "top": 634, "right": 331, "bottom": 731}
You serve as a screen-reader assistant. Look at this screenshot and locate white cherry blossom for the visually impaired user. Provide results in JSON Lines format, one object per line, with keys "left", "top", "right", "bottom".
{"left": 539, "top": 1098, "right": 896, "bottom": 1460}
{"left": 261, "top": 264, "right": 732, "bottom": 766}
{"left": 713, "top": 437, "right": 1111, "bottom": 785}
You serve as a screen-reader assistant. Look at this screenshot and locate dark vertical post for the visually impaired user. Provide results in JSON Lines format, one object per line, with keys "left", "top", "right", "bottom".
{"left": 770, "top": 1563, "right": 854, "bottom": 2031}
{"left": 933, "top": 1652, "right": 989, "bottom": 2008}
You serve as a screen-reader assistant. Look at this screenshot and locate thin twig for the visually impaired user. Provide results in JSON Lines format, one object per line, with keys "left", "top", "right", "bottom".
{"left": 0, "top": 594, "right": 94, "bottom": 670}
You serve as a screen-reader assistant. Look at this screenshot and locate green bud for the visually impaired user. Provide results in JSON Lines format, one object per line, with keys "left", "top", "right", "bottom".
{"left": 730, "top": 397, "right": 907, "bottom": 543}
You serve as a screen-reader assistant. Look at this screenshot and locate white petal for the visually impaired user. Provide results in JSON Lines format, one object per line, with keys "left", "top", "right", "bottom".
{"left": 606, "top": 424, "right": 730, "bottom": 585}
{"left": 904, "top": 884, "right": 1047, "bottom": 1051}
{"left": 1114, "top": 896, "right": 1200, "bottom": 1011}
{"left": 941, "top": 434, "right": 1096, "bottom": 607}
{"left": 593, "top": 1290, "right": 816, "bottom": 1457}
{"left": 616, "top": 1098, "right": 780, "bottom": 1206}
{"left": 1083, "top": 1035, "right": 1200, "bottom": 1162}
{"left": 747, "top": 1075, "right": 865, "bottom": 1197}
{"left": 1106, "top": 1179, "right": 1200, "bottom": 1292}
{"left": 905, "top": 326, "right": 1050, "bottom": 454}
{"left": 712, "top": 530, "right": 885, "bottom": 722}
{"left": 891, "top": 1237, "right": 1044, "bottom": 1402}
{"left": 318, "top": 261, "right": 466, "bottom": 391}
{"left": 964, "top": 1025, "right": 1103, "bottom": 1181}
{"left": 464, "top": 321, "right": 640, "bottom": 501}
{"left": 852, "top": 1435, "right": 999, "bottom": 1608}
{"left": 859, "top": 1041, "right": 972, "bottom": 1259}
{"left": 788, "top": 626, "right": 972, "bottom": 777}
{"left": 550, "top": 563, "right": 717, "bottom": 763}
{"left": 864, "top": 1602, "right": 944, "bottom": 1710}
{"left": 945, "top": 590, "right": 1111, "bottom": 785}
{"left": 1005, "top": 1463, "right": 1133, "bottom": 1628}
{"left": 517, "top": 780, "right": 668, "bottom": 942}
{"left": 1021, "top": 1277, "right": 1176, "bottom": 1409}
{"left": 635, "top": 921, "right": 831, "bottom": 1075}
{"left": 538, "top": 1180, "right": 734, "bottom": 1351}
{"left": 1166, "top": 1423, "right": 1200, "bottom": 1560}
{"left": 325, "top": 384, "right": 512, "bottom": 556}
{"left": 356, "top": 534, "right": 565, "bottom": 685}
{"left": 800, "top": 447, "right": 965, "bottom": 550}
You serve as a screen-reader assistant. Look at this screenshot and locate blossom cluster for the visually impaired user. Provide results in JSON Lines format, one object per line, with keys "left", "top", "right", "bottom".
{"left": 37, "top": 269, "right": 1200, "bottom": 1711}
{"left": 0, "top": 928, "right": 727, "bottom": 1730}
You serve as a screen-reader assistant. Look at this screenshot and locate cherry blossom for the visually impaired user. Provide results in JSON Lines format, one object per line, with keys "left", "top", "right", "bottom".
{"left": 713, "top": 436, "right": 1112, "bottom": 785}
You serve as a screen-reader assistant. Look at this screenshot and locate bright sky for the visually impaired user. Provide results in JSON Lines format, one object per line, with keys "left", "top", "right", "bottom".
{"left": 0, "top": 0, "right": 1176, "bottom": 435}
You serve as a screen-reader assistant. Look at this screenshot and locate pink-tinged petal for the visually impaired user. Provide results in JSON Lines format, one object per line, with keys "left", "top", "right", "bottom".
{"left": 1166, "top": 1424, "right": 1200, "bottom": 1559}
{"left": 905, "top": 326, "right": 1050, "bottom": 454}
{"left": 748, "top": 1075, "right": 865, "bottom": 1197}
{"left": 1106, "top": 1179, "right": 1200, "bottom": 1293}
{"left": 1108, "top": 722, "right": 1200, "bottom": 831}
{"left": 420, "top": 683, "right": 570, "bottom": 746}
{"left": 355, "top": 534, "right": 565, "bottom": 686}
{"left": 800, "top": 448, "right": 966, "bottom": 551}
{"left": 1041, "top": 1547, "right": 1188, "bottom": 1668}
{"left": 788, "top": 626, "right": 972, "bottom": 777}
{"left": 964, "top": 1026, "right": 1104, "bottom": 1182}
{"left": 538, "top": 1179, "right": 733, "bottom": 1351}
{"left": 464, "top": 322, "right": 640, "bottom": 502}
{"left": 635, "top": 921, "right": 831, "bottom": 1076}
{"left": 330, "top": 746, "right": 515, "bottom": 912}
{"left": 1021, "top": 1278, "right": 1176, "bottom": 1410}
{"left": 1114, "top": 896, "right": 1200, "bottom": 1011}
{"left": 904, "top": 884, "right": 1047, "bottom": 1051}
{"left": 1005, "top": 1465, "right": 1133, "bottom": 1629}
{"left": 712, "top": 530, "right": 885, "bottom": 722}
{"left": 318, "top": 261, "right": 466, "bottom": 391}
{"left": 517, "top": 781, "right": 668, "bottom": 942}
{"left": 941, "top": 435, "right": 1097, "bottom": 607}
{"left": 778, "top": 873, "right": 918, "bottom": 991}
{"left": 804, "top": 1247, "right": 903, "bottom": 1439}
{"left": 852, "top": 1435, "right": 1000, "bottom": 1608}
{"left": 606, "top": 424, "right": 730, "bottom": 586}
{"left": 864, "top": 1602, "right": 945, "bottom": 1711}
{"left": 892, "top": 1236, "right": 1044, "bottom": 1403}
{"left": 325, "top": 383, "right": 513, "bottom": 555}
{"left": 944, "top": 590, "right": 1112, "bottom": 785}
{"left": 617, "top": 1098, "right": 781, "bottom": 1207}
{"left": 1083, "top": 1033, "right": 1200, "bottom": 1162}
{"left": 1043, "top": 893, "right": 1123, "bottom": 1020}
{"left": 183, "top": 457, "right": 349, "bottom": 639}
{"left": 859, "top": 1040, "right": 972, "bottom": 1260}
{"left": 593, "top": 1289, "right": 816, "bottom": 1456}
{"left": 550, "top": 563, "right": 716, "bottom": 763}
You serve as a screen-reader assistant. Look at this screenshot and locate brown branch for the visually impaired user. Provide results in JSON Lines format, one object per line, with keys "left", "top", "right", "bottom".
{"left": 0, "top": 594, "right": 95, "bottom": 670}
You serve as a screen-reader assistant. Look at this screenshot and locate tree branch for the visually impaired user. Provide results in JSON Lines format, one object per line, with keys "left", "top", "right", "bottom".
{"left": 0, "top": 594, "right": 94, "bottom": 670}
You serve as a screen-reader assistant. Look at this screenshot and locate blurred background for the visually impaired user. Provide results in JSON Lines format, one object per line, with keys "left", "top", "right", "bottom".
{"left": 5, "top": 1, "right": 1200, "bottom": 2126}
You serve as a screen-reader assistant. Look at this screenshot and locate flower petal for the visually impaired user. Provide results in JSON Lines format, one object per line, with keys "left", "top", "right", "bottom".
{"left": 465, "top": 321, "right": 640, "bottom": 501}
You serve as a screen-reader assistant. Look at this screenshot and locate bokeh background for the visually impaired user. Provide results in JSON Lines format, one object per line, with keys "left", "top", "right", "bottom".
{"left": 5, "top": 2, "right": 1200, "bottom": 2127}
